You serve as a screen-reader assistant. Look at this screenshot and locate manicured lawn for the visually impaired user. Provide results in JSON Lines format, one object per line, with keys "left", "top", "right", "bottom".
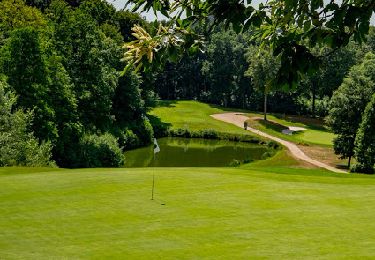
{"left": 149, "top": 100, "right": 254, "bottom": 136}
{"left": 150, "top": 100, "right": 334, "bottom": 146}
{"left": 2, "top": 166, "right": 375, "bottom": 258}
{"left": 246, "top": 113, "right": 335, "bottom": 146}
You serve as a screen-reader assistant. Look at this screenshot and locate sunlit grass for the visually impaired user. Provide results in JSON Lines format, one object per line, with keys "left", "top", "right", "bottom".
{"left": 1, "top": 166, "right": 375, "bottom": 258}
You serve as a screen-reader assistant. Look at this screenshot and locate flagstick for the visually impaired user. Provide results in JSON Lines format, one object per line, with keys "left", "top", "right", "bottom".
{"left": 151, "top": 173, "right": 155, "bottom": 200}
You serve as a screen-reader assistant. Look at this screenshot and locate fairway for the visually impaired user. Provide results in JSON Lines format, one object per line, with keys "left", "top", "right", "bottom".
{"left": 2, "top": 167, "right": 375, "bottom": 258}
{"left": 150, "top": 100, "right": 255, "bottom": 136}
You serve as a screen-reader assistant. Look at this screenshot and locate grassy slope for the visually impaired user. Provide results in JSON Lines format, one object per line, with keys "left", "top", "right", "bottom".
{"left": 150, "top": 100, "right": 334, "bottom": 146}
{"left": 246, "top": 113, "right": 335, "bottom": 146}
{"left": 149, "top": 100, "right": 255, "bottom": 136}
{"left": 2, "top": 167, "right": 375, "bottom": 258}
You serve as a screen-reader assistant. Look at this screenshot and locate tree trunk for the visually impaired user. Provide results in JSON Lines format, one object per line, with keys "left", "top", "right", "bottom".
{"left": 348, "top": 156, "right": 352, "bottom": 169}
{"left": 264, "top": 92, "right": 267, "bottom": 121}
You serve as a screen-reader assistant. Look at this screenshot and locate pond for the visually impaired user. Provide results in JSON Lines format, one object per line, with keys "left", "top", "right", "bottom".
{"left": 124, "top": 137, "right": 274, "bottom": 167}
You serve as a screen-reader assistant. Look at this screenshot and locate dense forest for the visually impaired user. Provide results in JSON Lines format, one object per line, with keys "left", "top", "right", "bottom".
{"left": 0, "top": 0, "right": 375, "bottom": 171}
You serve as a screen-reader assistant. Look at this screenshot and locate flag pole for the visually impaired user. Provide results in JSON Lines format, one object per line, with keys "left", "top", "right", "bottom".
{"left": 151, "top": 173, "right": 155, "bottom": 200}
{"left": 152, "top": 138, "right": 160, "bottom": 201}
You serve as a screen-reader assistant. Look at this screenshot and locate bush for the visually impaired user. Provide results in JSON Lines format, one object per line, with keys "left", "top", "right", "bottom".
{"left": 131, "top": 116, "right": 154, "bottom": 145}
{"left": 119, "top": 129, "right": 140, "bottom": 150}
{"left": 0, "top": 79, "right": 54, "bottom": 167}
{"left": 350, "top": 164, "right": 373, "bottom": 174}
{"left": 79, "top": 133, "right": 125, "bottom": 167}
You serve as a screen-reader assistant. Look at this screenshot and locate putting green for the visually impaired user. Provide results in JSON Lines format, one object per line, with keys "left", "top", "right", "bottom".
{"left": 1, "top": 167, "right": 375, "bottom": 258}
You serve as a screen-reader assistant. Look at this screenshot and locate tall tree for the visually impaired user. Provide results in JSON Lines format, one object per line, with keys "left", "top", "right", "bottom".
{"left": 326, "top": 52, "right": 375, "bottom": 168}
{"left": 354, "top": 94, "right": 375, "bottom": 174}
{"left": 246, "top": 46, "right": 280, "bottom": 121}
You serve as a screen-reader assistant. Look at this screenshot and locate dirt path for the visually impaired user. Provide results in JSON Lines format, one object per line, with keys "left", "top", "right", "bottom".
{"left": 211, "top": 112, "right": 346, "bottom": 173}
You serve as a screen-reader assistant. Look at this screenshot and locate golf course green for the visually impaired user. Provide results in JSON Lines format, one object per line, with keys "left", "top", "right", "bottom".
{"left": 2, "top": 166, "right": 375, "bottom": 258}
{"left": 1, "top": 101, "right": 375, "bottom": 259}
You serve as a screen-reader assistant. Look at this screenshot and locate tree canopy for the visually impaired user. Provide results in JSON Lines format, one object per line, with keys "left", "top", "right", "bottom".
{"left": 124, "top": 0, "right": 375, "bottom": 88}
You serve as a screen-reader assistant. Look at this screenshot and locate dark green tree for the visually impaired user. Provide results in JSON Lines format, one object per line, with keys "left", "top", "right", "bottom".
{"left": 354, "top": 94, "right": 375, "bottom": 174}
{"left": 3, "top": 27, "right": 58, "bottom": 142}
{"left": 202, "top": 29, "right": 248, "bottom": 107}
{"left": 326, "top": 52, "right": 375, "bottom": 168}
{"left": 49, "top": 1, "right": 118, "bottom": 130}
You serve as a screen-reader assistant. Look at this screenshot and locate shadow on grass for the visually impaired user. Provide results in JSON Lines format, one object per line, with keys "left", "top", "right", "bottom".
{"left": 273, "top": 114, "right": 327, "bottom": 131}
{"left": 155, "top": 100, "right": 178, "bottom": 108}
{"left": 148, "top": 115, "right": 172, "bottom": 137}
{"left": 257, "top": 119, "right": 287, "bottom": 132}
{"left": 208, "top": 103, "right": 252, "bottom": 113}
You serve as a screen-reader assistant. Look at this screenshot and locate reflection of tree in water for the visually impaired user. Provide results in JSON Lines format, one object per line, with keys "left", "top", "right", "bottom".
{"left": 125, "top": 137, "right": 272, "bottom": 167}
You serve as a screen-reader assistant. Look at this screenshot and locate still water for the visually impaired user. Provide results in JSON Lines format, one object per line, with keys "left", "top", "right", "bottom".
{"left": 124, "top": 137, "right": 273, "bottom": 167}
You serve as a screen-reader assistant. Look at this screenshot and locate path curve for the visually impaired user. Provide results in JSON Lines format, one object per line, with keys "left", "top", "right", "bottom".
{"left": 211, "top": 113, "right": 346, "bottom": 173}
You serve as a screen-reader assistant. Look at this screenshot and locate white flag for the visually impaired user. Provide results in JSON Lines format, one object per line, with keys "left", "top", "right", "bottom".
{"left": 153, "top": 138, "right": 160, "bottom": 154}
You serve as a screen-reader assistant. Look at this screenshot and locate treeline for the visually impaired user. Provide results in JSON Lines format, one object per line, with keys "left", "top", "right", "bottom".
{"left": 154, "top": 26, "right": 375, "bottom": 117}
{"left": 0, "top": 0, "right": 157, "bottom": 167}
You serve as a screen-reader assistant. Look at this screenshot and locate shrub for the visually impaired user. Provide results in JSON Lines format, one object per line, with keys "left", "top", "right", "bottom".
{"left": 131, "top": 116, "right": 154, "bottom": 145}
{"left": 0, "top": 80, "right": 54, "bottom": 167}
{"left": 119, "top": 129, "right": 140, "bottom": 150}
{"left": 79, "top": 133, "right": 125, "bottom": 167}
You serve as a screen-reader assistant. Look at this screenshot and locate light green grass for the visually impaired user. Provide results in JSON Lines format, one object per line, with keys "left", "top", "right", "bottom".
{"left": 2, "top": 166, "right": 375, "bottom": 259}
{"left": 246, "top": 113, "right": 335, "bottom": 146}
{"left": 150, "top": 100, "right": 334, "bottom": 146}
{"left": 149, "top": 100, "right": 253, "bottom": 136}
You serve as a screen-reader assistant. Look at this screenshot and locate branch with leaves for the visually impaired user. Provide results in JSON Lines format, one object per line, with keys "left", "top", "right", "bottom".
{"left": 124, "top": 0, "right": 375, "bottom": 88}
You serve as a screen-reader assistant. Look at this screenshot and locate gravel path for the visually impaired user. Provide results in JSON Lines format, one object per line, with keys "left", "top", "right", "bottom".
{"left": 211, "top": 112, "right": 346, "bottom": 173}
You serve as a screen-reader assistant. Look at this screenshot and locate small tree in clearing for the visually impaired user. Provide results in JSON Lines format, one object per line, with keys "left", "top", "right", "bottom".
{"left": 245, "top": 47, "right": 280, "bottom": 121}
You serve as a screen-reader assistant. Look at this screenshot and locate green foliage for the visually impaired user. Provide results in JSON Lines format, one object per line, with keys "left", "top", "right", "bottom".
{"left": 0, "top": 0, "right": 46, "bottom": 42}
{"left": 131, "top": 116, "right": 154, "bottom": 146}
{"left": 126, "top": 0, "right": 374, "bottom": 89}
{"left": 327, "top": 52, "right": 375, "bottom": 165}
{"left": 50, "top": 3, "right": 118, "bottom": 130}
{"left": 79, "top": 133, "right": 125, "bottom": 168}
{"left": 202, "top": 30, "right": 249, "bottom": 107}
{"left": 115, "top": 10, "right": 150, "bottom": 42}
{"left": 0, "top": 78, "right": 54, "bottom": 167}
{"left": 353, "top": 94, "right": 375, "bottom": 174}
{"left": 79, "top": 0, "right": 116, "bottom": 25}
{"left": 3, "top": 27, "right": 58, "bottom": 142}
{"left": 112, "top": 71, "right": 144, "bottom": 126}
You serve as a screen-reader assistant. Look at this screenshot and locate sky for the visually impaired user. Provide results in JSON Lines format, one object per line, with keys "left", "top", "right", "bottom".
{"left": 108, "top": 0, "right": 374, "bottom": 24}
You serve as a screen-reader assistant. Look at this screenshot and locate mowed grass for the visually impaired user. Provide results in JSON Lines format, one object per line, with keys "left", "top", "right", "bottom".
{"left": 0, "top": 101, "right": 367, "bottom": 258}
{"left": 2, "top": 167, "right": 375, "bottom": 258}
{"left": 149, "top": 100, "right": 254, "bottom": 136}
{"left": 246, "top": 113, "right": 335, "bottom": 146}
{"left": 150, "top": 100, "right": 334, "bottom": 146}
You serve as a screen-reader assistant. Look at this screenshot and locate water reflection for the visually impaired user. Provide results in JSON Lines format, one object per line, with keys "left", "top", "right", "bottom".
{"left": 124, "top": 137, "right": 274, "bottom": 167}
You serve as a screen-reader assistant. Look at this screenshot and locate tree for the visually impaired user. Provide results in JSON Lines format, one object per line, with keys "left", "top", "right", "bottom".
{"left": 49, "top": 1, "right": 118, "bottom": 130}
{"left": 246, "top": 46, "right": 280, "bottom": 121}
{"left": 79, "top": 0, "right": 116, "bottom": 25}
{"left": 299, "top": 45, "right": 357, "bottom": 117}
{"left": 0, "top": 0, "right": 46, "bottom": 43}
{"left": 326, "top": 53, "right": 375, "bottom": 168}
{"left": 115, "top": 10, "right": 149, "bottom": 42}
{"left": 201, "top": 29, "right": 248, "bottom": 107}
{"left": 0, "top": 77, "right": 54, "bottom": 167}
{"left": 124, "top": 0, "right": 374, "bottom": 89}
{"left": 2, "top": 27, "right": 58, "bottom": 142}
{"left": 354, "top": 94, "right": 375, "bottom": 174}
